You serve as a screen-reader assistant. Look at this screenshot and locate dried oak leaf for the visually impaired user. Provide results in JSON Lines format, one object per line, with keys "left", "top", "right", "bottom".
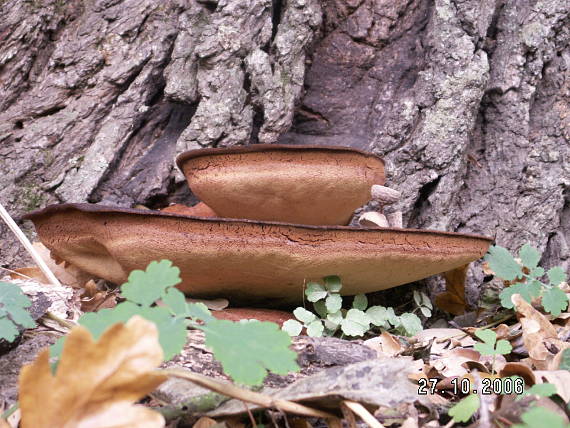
{"left": 19, "top": 316, "right": 167, "bottom": 428}
{"left": 511, "top": 294, "right": 570, "bottom": 369}
{"left": 435, "top": 264, "right": 469, "bottom": 315}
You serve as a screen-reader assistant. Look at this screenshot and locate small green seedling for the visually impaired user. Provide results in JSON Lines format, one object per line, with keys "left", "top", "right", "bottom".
{"left": 512, "top": 406, "right": 570, "bottom": 428}
{"left": 516, "top": 383, "right": 557, "bottom": 401}
{"left": 474, "top": 329, "right": 512, "bottom": 374}
{"left": 485, "top": 244, "right": 568, "bottom": 316}
{"left": 413, "top": 290, "right": 433, "bottom": 318}
{"left": 0, "top": 281, "right": 36, "bottom": 342}
{"left": 448, "top": 394, "right": 480, "bottom": 423}
{"left": 283, "top": 276, "right": 423, "bottom": 338}
{"left": 53, "top": 260, "right": 299, "bottom": 386}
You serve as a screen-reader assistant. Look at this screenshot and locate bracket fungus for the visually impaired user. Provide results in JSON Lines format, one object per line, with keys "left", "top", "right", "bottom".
{"left": 176, "top": 144, "right": 386, "bottom": 226}
{"left": 24, "top": 204, "right": 492, "bottom": 305}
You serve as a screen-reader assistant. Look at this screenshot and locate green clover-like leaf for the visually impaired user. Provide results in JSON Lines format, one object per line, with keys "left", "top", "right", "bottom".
{"left": 282, "top": 319, "right": 303, "bottom": 336}
{"left": 519, "top": 244, "right": 541, "bottom": 269}
{"left": 203, "top": 320, "right": 299, "bottom": 385}
{"left": 326, "top": 294, "right": 342, "bottom": 313}
{"left": 485, "top": 245, "right": 523, "bottom": 281}
{"left": 353, "top": 294, "right": 368, "bottom": 310}
{"left": 293, "top": 307, "right": 317, "bottom": 324}
{"left": 324, "top": 276, "right": 342, "bottom": 293}
{"left": 306, "top": 320, "right": 325, "bottom": 337}
{"left": 120, "top": 260, "right": 181, "bottom": 307}
{"left": 547, "top": 267, "right": 566, "bottom": 287}
{"left": 449, "top": 394, "right": 480, "bottom": 423}
{"left": 305, "top": 282, "right": 327, "bottom": 302}
{"left": 542, "top": 286, "right": 568, "bottom": 317}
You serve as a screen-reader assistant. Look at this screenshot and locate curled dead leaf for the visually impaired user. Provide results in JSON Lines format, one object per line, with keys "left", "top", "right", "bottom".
{"left": 511, "top": 294, "right": 564, "bottom": 369}
{"left": 435, "top": 264, "right": 469, "bottom": 315}
{"left": 19, "top": 316, "right": 167, "bottom": 428}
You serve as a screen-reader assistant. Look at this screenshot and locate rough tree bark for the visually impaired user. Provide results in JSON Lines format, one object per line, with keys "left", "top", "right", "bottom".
{"left": 1, "top": 0, "right": 569, "bottom": 301}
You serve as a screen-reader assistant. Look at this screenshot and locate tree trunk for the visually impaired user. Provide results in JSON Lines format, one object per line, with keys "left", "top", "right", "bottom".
{"left": 1, "top": 0, "right": 569, "bottom": 299}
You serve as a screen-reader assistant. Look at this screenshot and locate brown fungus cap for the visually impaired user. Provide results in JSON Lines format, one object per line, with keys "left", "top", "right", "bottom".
{"left": 176, "top": 144, "right": 386, "bottom": 226}
{"left": 24, "top": 203, "right": 492, "bottom": 305}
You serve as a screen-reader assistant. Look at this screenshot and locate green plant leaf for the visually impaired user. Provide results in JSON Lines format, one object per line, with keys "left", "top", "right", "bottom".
{"left": 500, "top": 282, "right": 541, "bottom": 309}
{"left": 202, "top": 320, "right": 299, "bottom": 385}
{"left": 530, "top": 266, "right": 545, "bottom": 278}
{"left": 293, "top": 307, "right": 317, "bottom": 324}
{"left": 518, "top": 383, "right": 557, "bottom": 400}
{"left": 326, "top": 294, "right": 342, "bottom": 313}
{"left": 306, "top": 320, "right": 324, "bottom": 337}
{"left": 495, "top": 339, "right": 513, "bottom": 355}
{"left": 542, "top": 286, "right": 568, "bottom": 316}
{"left": 485, "top": 245, "right": 522, "bottom": 281}
{"left": 475, "top": 329, "right": 496, "bottom": 346}
{"left": 186, "top": 302, "right": 215, "bottom": 322}
{"left": 385, "top": 307, "right": 399, "bottom": 326}
{"left": 366, "top": 306, "right": 390, "bottom": 328}
{"left": 559, "top": 348, "right": 570, "bottom": 371}
{"left": 512, "top": 406, "right": 569, "bottom": 428}
{"left": 345, "top": 309, "right": 371, "bottom": 327}
{"left": 547, "top": 267, "right": 567, "bottom": 287}
{"left": 305, "top": 283, "right": 327, "bottom": 302}
{"left": 313, "top": 300, "right": 328, "bottom": 318}
{"left": 399, "top": 313, "right": 423, "bottom": 336}
{"left": 353, "top": 294, "right": 368, "bottom": 310}
{"left": 79, "top": 302, "right": 187, "bottom": 359}
{"left": 420, "top": 306, "right": 432, "bottom": 318}
{"left": 413, "top": 290, "right": 422, "bottom": 306}
{"left": 0, "top": 282, "right": 36, "bottom": 343}
{"left": 449, "top": 394, "right": 480, "bottom": 423}
{"left": 162, "top": 287, "right": 188, "bottom": 316}
{"left": 324, "top": 276, "right": 342, "bottom": 293}
{"left": 327, "top": 310, "right": 343, "bottom": 326}
{"left": 421, "top": 292, "right": 433, "bottom": 309}
{"left": 474, "top": 329, "right": 511, "bottom": 356}
{"left": 340, "top": 319, "right": 368, "bottom": 337}
{"left": 0, "top": 317, "right": 19, "bottom": 343}
{"left": 120, "top": 260, "right": 181, "bottom": 307}
{"left": 519, "top": 244, "right": 541, "bottom": 269}
{"left": 282, "top": 319, "right": 303, "bottom": 336}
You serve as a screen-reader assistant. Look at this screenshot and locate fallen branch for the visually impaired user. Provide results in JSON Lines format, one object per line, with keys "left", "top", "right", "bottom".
{"left": 160, "top": 368, "right": 338, "bottom": 421}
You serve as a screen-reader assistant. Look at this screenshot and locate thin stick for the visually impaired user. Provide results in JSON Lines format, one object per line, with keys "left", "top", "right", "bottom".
{"left": 0, "top": 203, "right": 61, "bottom": 287}
{"left": 160, "top": 368, "right": 337, "bottom": 420}
{"left": 342, "top": 401, "right": 385, "bottom": 428}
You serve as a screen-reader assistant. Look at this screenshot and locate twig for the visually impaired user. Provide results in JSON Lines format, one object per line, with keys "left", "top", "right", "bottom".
{"left": 473, "top": 371, "right": 491, "bottom": 428}
{"left": 342, "top": 401, "right": 385, "bottom": 428}
{"left": 242, "top": 401, "right": 257, "bottom": 428}
{"left": 160, "top": 368, "right": 337, "bottom": 420}
{"left": 44, "top": 311, "right": 76, "bottom": 330}
{"left": 0, "top": 202, "right": 61, "bottom": 287}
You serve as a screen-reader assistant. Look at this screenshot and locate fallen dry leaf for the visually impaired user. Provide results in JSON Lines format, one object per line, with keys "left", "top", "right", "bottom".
{"left": 511, "top": 294, "right": 564, "bottom": 369}
{"left": 533, "top": 370, "right": 570, "bottom": 403}
{"left": 19, "top": 316, "right": 167, "bottom": 428}
{"left": 435, "top": 264, "right": 469, "bottom": 315}
{"left": 364, "top": 331, "right": 402, "bottom": 357}
{"left": 192, "top": 417, "right": 219, "bottom": 428}
{"left": 8, "top": 266, "right": 49, "bottom": 283}
{"left": 432, "top": 348, "right": 481, "bottom": 378}
{"left": 80, "top": 279, "right": 117, "bottom": 312}
{"left": 499, "top": 362, "right": 535, "bottom": 386}
{"left": 412, "top": 328, "right": 476, "bottom": 355}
